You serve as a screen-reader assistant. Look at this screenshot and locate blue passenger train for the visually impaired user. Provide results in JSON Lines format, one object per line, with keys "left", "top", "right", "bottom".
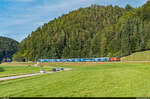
{"left": 37, "top": 57, "right": 115, "bottom": 62}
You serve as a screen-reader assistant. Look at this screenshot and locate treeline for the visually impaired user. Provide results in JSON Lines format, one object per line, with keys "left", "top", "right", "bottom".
{"left": 13, "top": 2, "right": 150, "bottom": 61}
{"left": 100, "top": 2, "right": 150, "bottom": 57}
{"left": 0, "top": 36, "right": 19, "bottom": 63}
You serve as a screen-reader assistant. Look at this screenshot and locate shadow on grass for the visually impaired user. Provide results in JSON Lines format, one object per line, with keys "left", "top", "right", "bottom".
{"left": 0, "top": 67, "right": 4, "bottom": 72}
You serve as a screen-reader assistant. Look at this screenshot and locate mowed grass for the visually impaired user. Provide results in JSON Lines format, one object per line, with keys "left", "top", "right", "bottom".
{"left": 121, "top": 50, "right": 150, "bottom": 61}
{"left": 1, "top": 62, "right": 150, "bottom": 97}
{"left": 0, "top": 65, "right": 51, "bottom": 77}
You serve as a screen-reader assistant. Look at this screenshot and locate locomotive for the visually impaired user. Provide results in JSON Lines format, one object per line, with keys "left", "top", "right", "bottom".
{"left": 37, "top": 57, "right": 120, "bottom": 62}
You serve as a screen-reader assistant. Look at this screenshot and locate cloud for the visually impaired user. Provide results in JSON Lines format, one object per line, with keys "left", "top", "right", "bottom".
{"left": 0, "top": 0, "right": 147, "bottom": 42}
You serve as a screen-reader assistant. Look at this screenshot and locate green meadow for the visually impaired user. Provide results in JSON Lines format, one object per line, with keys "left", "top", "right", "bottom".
{"left": 1, "top": 62, "right": 150, "bottom": 97}
{"left": 0, "top": 65, "right": 50, "bottom": 77}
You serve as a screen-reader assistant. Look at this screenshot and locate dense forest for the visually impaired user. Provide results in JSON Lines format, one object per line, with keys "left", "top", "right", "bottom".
{"left": 0, "top": 36, "right": 19, "bottom": 63}
{"left": 13, "top": 1, "right": 150, "bottom": 61}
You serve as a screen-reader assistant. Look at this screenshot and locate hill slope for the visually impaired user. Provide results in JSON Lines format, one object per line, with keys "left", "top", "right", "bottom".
{"left": 14, "top": 2, "right": 150, "bottom": 61}
{"left": 121, "top": 50, "right": 150, "bottom": 61}
{"left": 14, "top": 5, "right": 127, "bottom": 61}
{"left": 0, "top": 36, "right": 19, "bottom": 62}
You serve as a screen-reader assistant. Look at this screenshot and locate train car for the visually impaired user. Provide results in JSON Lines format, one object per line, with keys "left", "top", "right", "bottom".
{"left": 46, "top": 59, "right": 49, "bottom": 62}
{"left": 68, "top": 59, "right": 73, "bottom": 62}
{"left": 109, "top": 57, "right": 120, "bottom": 62}
{"left": 37, "top": 59, "right": 41, "bottom": 62}
{"left": 55, "top": 59, "right": 60, "bottom": 62}
{"left": 50, "top": 59, "right": 54, "bottom": 62}
{"left": 100, "top": 58, "right": 106, "bottom": 62}
{"left": 58, "top": 59, "right": 63, "bottom": 62}
{"left": 90, "top": 58, "right": 94, "bottom": 62}
{"left": 105, "top": 57, "right": 110, "bottom": 62}
{"left": 94, "top": 58, "right": 100, "bottom": 62}
{"left": 38, "top": 59, "right": 45, "bottom": 62}
{"left": 37, "top": 57, "right": 120, "bottom": 63}
{"left": 60, "top": 59, "right": 64, "bottom": 62}
{"left": 80, "top": 58, "right": 85, "bottom": 62}
{"left": 72, "top": 59, "right": 76, "bottom": 62}
{"left": 74, "top": 59, "right": 80, "bottom": 62}
{"left": 62, "top": 59, "right": 66, "bottom": 62}
{"left": 83, "top": 58, "right": 91, "bottom": 62}
{"left": 94, "top": 58, "right": 105, "bottom": 62}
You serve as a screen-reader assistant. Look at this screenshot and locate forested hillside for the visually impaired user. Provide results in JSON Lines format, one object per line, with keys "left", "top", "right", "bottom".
{"left": 14, "top": 1, "right": 150, "bottom": 61}
{"left": 0, "top": 36, "right": 19, "bottom": 62}
{"left": 99, "top": 1, "right": 150, "bottom": 57}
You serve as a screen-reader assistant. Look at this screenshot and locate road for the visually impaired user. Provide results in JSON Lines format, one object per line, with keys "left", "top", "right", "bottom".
{"left": 0, "top": 68, "right": 72, "bottom": 81}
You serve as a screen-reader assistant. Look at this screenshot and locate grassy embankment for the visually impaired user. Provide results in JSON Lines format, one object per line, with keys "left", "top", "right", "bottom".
{"left": 121, "top": 50, "right": 150, "bottom": 61}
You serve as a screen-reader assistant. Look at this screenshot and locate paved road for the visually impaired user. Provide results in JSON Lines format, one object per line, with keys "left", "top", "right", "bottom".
{"left": 0, "top": 68, "right": 72, "bottom": 81}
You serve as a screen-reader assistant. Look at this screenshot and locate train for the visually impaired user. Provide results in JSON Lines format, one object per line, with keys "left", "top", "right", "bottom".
{"left": 37, "top": 57, "right": 120, "bottom": 62}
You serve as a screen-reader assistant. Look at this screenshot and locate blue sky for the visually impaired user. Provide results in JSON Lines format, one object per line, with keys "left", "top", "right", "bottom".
{"left": 0, "top": 0, "right": 147, "bottom": 42}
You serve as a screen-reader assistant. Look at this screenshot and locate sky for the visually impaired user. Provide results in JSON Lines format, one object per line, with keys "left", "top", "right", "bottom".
{"left": 0, "top": 0, "right": 147, "bottom": 42}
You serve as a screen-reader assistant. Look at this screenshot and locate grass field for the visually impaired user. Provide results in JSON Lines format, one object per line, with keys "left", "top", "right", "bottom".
{"left": 1, "top": 62, "right": 150, "bottom": 97}
{"left": 121, "top": 50, "right": 150, "bottom": 61}
{"left": 0, "top": 64, "right": 51, "bottom": 77}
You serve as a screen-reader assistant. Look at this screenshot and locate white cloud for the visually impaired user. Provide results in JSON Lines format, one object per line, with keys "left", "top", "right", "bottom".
{"left": 0, "top": 0, "right": 147, "bottom": 42}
